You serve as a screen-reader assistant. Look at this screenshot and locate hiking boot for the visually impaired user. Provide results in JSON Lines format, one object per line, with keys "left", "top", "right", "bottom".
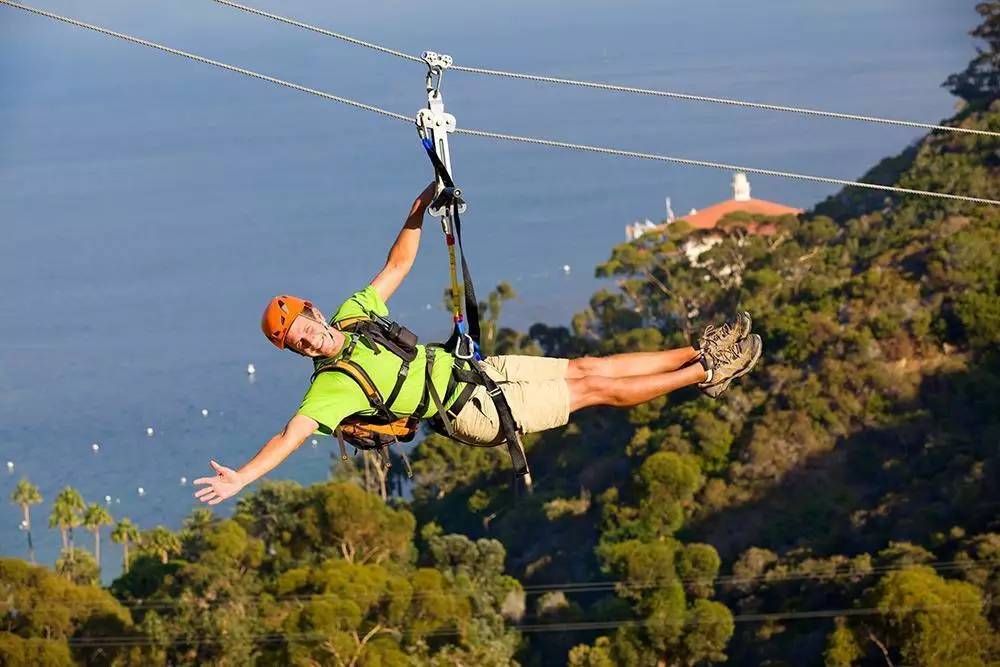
{"left": 699, "top": 333, "right": 763, "bottom": 399}
{"left": 699, "top": 312, "right": 752, "bottom": 359}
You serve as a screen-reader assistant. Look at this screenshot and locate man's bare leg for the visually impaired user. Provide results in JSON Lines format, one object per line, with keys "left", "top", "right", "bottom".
{"left": 566, "top": 347, "right": 700, "bottom": 380}
{"left": 567, "top": 364, "right": 707, "bottom": 413}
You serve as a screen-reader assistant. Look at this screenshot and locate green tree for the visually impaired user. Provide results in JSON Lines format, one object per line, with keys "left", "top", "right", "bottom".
{"left": 47, "top": 486, "right": 84, "bottom": 561}
{"left": 9, "top": 479, "right": 42, "bottom": 563}
{"left": 0, "top": 634, "right": 73, "bottom": 667}
{"left": 111, "top": 517, "right": 139, "bottom": 573}
{"left": 55, "top": 547, "right": 99, "bottom": 587}
{"left": 836, "top": 566, "right": 993, "bottom": 667}
{"left": 140, "top": 526, "right": 181, "bottom": 564}
{"left": 82, "top": 503, "right": 113, "bottom": 572}
{"left": 824, "top": 617, "right": 863, "bottom": 667}
{"left": 944, "top": 1, "right": 1000, "bottom": 104}
{"left": 0, "top": 557, "right": 146, "bottom": 665}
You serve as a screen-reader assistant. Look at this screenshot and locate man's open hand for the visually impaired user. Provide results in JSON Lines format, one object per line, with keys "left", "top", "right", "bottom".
{"left": 193, "top": 460, "right": 245, "bottom": 505}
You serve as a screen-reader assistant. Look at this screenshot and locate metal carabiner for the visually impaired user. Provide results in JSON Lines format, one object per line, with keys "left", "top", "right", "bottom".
{"left": 453, "top": 332, "right": 476, "bottom": 360}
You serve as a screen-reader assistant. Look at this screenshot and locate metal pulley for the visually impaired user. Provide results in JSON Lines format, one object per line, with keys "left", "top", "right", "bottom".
{"left": 416, "top": 50, "right": 466, "bottom": 219}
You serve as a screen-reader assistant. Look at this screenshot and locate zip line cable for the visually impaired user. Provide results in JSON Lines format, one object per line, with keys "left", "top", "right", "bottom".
{"left": 211, "top": 0, "right": 1000, "bottom": 139}
{"left": 450, "top": 126, "right": 1000, "bottom": 205}
{"left": 2, "top": 0, "right": 998, "bottom": 206}
{"left": 0, "top": 0, "right": 411, "bottom": 125}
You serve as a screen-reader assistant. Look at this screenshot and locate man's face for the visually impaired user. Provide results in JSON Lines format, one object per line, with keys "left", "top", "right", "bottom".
{"left": 285, "top": 312, "right": 339, "bottom": 357}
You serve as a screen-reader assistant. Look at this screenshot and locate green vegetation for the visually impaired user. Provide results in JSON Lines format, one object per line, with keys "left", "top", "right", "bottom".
{"left": 3, "top": 5, "right": 999, "bottom": 664}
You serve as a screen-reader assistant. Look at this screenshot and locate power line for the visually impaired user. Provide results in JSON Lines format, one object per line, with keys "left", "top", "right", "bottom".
{"left": 59, "top": 600, "right": 994, "bottom": 647}
{"left": 211, "top": 0, "right": 1000, "bottom": 139}
{"left": 1, "top": 0, "right": 998, "bottom": 207}
{"left": 7, "top": 557, "right": 996, "bottom": 612}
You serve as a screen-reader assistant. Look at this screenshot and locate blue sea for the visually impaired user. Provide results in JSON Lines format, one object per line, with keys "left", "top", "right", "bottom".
{"left": 0, "top": 0, "right": 981, "bottom": 576}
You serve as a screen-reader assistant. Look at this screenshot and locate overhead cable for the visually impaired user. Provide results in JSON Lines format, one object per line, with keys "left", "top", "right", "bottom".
{"left": 211, "top": 0, "right": 1000, "bottom": 139}
{"left": 453, "top": 127, "right": 1000, "bottom": 205}
{"left": 9, "top": 558, "right": 998, "bottom": 612}
{"left": 0, "top": 0, "right": 411, "bottom": 124}
{"left": 60, "top": 600, "right": 994, "bottom": 647}
{"left": 2, "top": 0, "right": 998, "bottom": 207}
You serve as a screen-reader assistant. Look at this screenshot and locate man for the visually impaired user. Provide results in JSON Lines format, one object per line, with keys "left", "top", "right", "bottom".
{"left": 194, "top": 184, "right": 762, "bottom": 505}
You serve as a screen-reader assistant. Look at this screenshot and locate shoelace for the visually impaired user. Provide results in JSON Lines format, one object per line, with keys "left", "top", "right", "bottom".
{"left": 707, "top": 338, "right": 743, "bottom": 367}
{"left": 703, "top": 321, "right": 733, "bottom": 345}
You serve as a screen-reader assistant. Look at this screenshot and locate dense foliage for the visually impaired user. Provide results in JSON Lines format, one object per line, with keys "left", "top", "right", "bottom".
{"left": 2, "top": 5, "right": 998, "bottom": 665}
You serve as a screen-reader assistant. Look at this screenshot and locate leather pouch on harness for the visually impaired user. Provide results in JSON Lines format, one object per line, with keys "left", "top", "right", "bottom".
{"left": 332, "top": 314, "right": 418, "bottom": 363}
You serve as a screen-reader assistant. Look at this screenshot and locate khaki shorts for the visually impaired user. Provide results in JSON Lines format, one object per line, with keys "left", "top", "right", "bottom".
{"left": 450, "top": 355, "right": 571, "bottom": 444}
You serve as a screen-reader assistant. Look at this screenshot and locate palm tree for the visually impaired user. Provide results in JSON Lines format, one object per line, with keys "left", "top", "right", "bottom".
{"left": 48, "top": 486, "right": 84, "bottom": 561}
{"left": 111, "top": 518, "right": 139, "bottom": 573}
{"left": 82, "top": 503, "right": 113, "bottom": 570}
{"left": 141, "top": 526, "right": 181, "bottom": 564}
{"left": 10, "top": 479, "right": 42, "bottom": 563}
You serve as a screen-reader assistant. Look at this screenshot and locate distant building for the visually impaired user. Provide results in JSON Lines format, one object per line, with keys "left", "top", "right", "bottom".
{"left": 625, "top": 172, "right": 802, "bottom": 243}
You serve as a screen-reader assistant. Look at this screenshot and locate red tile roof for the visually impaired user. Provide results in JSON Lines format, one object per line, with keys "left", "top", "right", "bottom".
{"left": 680, "top": 198, "right": 802, "bottom": 236}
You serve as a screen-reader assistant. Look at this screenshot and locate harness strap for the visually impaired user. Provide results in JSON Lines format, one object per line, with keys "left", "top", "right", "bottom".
{"left": 414, "top": 346, "right": 436, "bottom": 419}
{"left": 469, "top": 361, "right": 531, "bottom": 486}
{"left": 422, "top": 139, "right": 481, "bottom": 354}
{"left": 451, "top": 203, "right": 481, "bottom": 348}
{"left": 335, "top": 429, "right": 349, "bottom": 461}
{"left": 426, "top": 356, "right": 454, "bottom": 436}
{"left": 383, "top": 360, "right": 409, "bottom": 413}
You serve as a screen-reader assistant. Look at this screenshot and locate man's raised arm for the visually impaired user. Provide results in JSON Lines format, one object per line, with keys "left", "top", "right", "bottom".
{"left": 193, "top": 414, "right": 318, "bottom": 505}
{"left": 370, "top": 182, "right": 437, "bottom": 303}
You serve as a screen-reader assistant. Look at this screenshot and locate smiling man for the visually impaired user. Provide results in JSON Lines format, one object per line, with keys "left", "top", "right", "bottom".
{"left": 193, "top": 183, "right": 762, "bottom": 505}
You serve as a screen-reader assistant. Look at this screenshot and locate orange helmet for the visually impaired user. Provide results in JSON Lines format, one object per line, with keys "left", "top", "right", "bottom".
{"left": 261, "top": 295, "right": 312, "bottom": 349}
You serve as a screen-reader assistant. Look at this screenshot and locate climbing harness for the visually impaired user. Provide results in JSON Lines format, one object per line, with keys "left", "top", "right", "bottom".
{"left": 314, "top": 313, "right": 422, "bottom": 478}
{"left": 416, "top": 53, "right": 533, "bottom": 490}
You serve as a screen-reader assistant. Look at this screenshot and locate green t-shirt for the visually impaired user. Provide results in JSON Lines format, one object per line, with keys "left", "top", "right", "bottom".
{"left": 296, "top": 286, "right": 460, "bottom": 435}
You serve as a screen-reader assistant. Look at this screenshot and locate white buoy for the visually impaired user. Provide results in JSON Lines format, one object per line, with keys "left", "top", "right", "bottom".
{"left": 104, "top": 495, "right": 112, "bottom": 504}
{"left": 5, "top": 461, "right": 13, "bottom": 473}
{"left": 179, "top": 476, "right": 187, "bottom": 485}
{"left": 137, "top": 486, "right": 145, "bottom": 496}
{"left": 425, "top": 303, "right": 432, "bottom": 310}
{"left": 115, "top": 497, "right": 121, "bottom": 504}
{"left": 563, "top": 264, "right": 571, "bottom": 274}
{"left": 146, "top": 427, "right": 154, "bottom": 437}
{"left": 247, "top": 363, "right": 256, "bottom": 375}
{"left": 201, "top": 408, "right": 209, "bottom": 417}
{"left": 91, "top": 443, "right": 100, "bottom": 453}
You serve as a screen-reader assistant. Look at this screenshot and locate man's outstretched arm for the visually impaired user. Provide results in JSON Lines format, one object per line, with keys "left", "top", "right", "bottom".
{"left": 193, "top": 414, "right": 318, "bottom": 505}
{"left": 370, "top": 182, "right": 436, "bottom": 303}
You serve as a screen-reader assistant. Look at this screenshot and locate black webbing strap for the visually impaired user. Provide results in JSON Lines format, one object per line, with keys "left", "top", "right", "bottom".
{"left": 471, "top": 361, "right": 531, "bottom": 486}
{"left": 383, "top": 360, "right": 409, "bottom": 415}
{"left": 426, "top": 348, "right": 455, "bottom": 436}
{"left": 414, "top": 346, "right": 436, "bottom": 419}
{"left": 422, "top": 141, "right": 481, "bottom": 348}
{"left": 451, "top": 204, "right": 481, "bottom": 346}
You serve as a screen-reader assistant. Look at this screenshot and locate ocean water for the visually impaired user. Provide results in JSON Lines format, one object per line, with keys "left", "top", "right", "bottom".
{"left": 0, "top": 0, "right": 980, "bottom": 575}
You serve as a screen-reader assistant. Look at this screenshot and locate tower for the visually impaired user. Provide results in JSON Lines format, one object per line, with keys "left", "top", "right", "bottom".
{"left": 732, "top": 172, "right": 751, "bottom": 201}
